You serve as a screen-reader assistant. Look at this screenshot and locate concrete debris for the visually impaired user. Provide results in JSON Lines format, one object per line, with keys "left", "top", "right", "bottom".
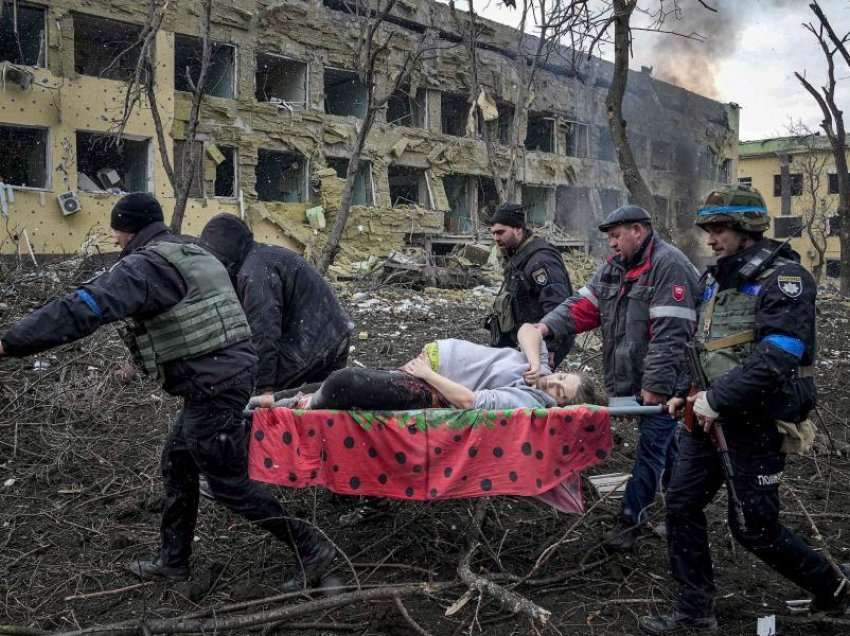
{"left": 477, "top": 89, "right": 499, "bottom": 122}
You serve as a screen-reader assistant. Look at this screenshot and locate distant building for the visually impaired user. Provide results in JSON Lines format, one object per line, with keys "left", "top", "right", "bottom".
{"left": 738, "top": 135, "right": 847, "bottom": 279}
{"left": 0, "top": 0, "right": 737, "bottom": 262}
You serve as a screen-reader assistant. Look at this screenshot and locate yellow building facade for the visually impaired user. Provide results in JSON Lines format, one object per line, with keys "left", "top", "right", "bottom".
{"left": 738, "top": 136, "right": 846, "bottom": 278}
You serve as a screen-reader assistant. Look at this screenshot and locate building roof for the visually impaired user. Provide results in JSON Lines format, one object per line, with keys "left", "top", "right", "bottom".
{"left": 739, "top": 133, "right": 849, "bottom": 157}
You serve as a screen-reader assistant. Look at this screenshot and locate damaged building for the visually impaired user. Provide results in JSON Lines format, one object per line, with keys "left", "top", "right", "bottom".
{"left": 0, "top": 0, "right": 738, "bottom": 267}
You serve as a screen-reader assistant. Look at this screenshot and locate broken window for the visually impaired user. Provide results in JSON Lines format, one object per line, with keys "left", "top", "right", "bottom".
{"left": 327, "top": 157, "right": 373, "bottom": 206}
{"left": 522, "top": 186, "right": 553, "bottom": 226}
{"left": 827, "top": 173, "right": 850, "bottom": 194}
{"left": 596, "top": 125, "right": 616, "bottom": 162}
{"left": 477, "top": 176, "right": 499, "bottom": 225}
{"left": 213, "top": 146, "right": 237, "bottom": 197}
{"left": 481, "top": 102, "right": 514, "bottom": 145}
{"left": 386, "top": 85, "right": 426, "bottom": 127}
{"left": 773, "top": 173, "right": 802, "bottom": 197}
{"left": 564, "top": 121, "right": 588, "bottom": 158}
{"left": 255, "top": 53, "right": 307, "bottom": 109}
{"left": 256, "top": 149, "right": 307, "bottom": 202}
{"left": 174, "top": 34, "right": 235, "bottom": 99}
{"left": 442, "top": 174, "right": 472, "bottom": 232}
{"left": 173, "top": 140, "right": 204, "bottom": 198}
{"left": 651, "top": 140, "right": 673, "bottom": 171}
{"left": 525, "top": 114, "right": 555, "bottom": 152}
{"left": 388, "top": 164, "right": 430, "bottom": 207}
{"left": 324, "top": 67, "right": 367, "bottom": 118}
{"left": 739, "top": 176, "right": 753, "bottom": 188}
{"left": 76, "top": 132, "right": 150, "bottom": 193}
{"left": 441, "top": 93, "right": 468, "bottom": 137}
{"left": 0, "top": 124, "right": 48, "bottom": 188}
{"left": 73, "top": 13, "right": 142, "bottom": 81}
{"left": 1, "top": 1, "right": 45, "bottom": 67}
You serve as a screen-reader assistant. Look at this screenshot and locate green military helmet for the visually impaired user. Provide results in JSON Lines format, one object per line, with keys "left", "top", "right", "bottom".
{"left": 695, "top": 184, "right": 770, "bottom": 233}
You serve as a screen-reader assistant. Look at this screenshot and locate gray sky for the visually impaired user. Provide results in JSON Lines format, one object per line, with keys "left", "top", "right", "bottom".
{"left": 463, "top": 0, "right": 850, "bottom": 141}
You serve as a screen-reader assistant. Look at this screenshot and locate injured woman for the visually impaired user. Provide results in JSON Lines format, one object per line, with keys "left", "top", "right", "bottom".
{"left": 252, "top": 323, "right": 600, "bottom": 411}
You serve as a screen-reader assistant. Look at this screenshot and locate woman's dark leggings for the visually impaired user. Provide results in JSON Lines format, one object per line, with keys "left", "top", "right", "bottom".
{"left": 293, "top": 368, "right": 440, "bottom": 410}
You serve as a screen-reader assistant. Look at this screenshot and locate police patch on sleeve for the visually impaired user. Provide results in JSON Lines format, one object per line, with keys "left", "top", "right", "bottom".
{"left": 531, "top": 267, "right": 549, "bottom": 286}
{"left": 777, "top": 274, "right": 803, "bottom": 298}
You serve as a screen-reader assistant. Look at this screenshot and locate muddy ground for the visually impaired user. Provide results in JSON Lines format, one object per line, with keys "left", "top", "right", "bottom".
{"left": 2, "top": 258, "right": 850, "bottom": 636}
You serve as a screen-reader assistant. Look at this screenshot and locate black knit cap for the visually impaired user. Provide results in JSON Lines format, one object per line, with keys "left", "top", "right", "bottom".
{"left": 110, "top": 192, "right": 164, "bottom": 233}
{"left": 488, "top": 202, "right": 526, "bottom": 228}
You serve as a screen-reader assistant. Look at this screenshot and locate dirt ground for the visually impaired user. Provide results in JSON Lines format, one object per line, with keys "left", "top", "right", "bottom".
{"left": 2, "top": 258, "right": 850, "bottom": 636}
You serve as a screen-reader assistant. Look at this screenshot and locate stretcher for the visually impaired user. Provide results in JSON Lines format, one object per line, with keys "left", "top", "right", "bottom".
{"left": 247, "top": 404, "right": 659, "bottom": 514}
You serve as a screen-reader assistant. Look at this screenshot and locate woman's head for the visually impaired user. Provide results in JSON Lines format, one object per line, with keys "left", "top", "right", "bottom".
{"left": 537, "top": 372, "right": 603, "bottom": 406}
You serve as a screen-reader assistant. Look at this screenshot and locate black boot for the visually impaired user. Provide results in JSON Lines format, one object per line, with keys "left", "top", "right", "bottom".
{"left": 127, "top": 558, "right": 190, "bottom": 582}
{"left": 281, "top": 540, "right": 337, "bottom": 592}
{"left": 639, "top": 610, "right": 718, "bottom": 635}
{"left": 603, "top": 516, "right": 642, "bottom": 552}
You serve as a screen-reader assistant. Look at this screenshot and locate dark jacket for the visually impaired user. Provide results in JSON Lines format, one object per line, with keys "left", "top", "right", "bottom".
{"left": 201, "top": 218, "right": 354, "bottom": 391}
{"left": 489, "top": 235, "right": 574, "bottom": 365}
{"left": 703, "top": 240, "right": 816, "bottom": 423}
{"left": 541, "top": 231, "right": 700, "bottom": 397}
{"left": 1, "top": 222, "right": 256, "bottom": 399}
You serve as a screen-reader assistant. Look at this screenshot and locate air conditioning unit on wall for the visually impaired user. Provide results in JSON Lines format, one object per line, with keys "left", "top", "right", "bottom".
{"left": 57, "top": 192, "right": 81, "bottom": 216}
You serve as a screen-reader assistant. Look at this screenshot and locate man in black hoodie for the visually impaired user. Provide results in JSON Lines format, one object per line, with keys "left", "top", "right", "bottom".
{"left": 0, "top": 194, "right": 334, "bottom": 590}
{"left": 200, "top": 214, "right": 354, "bottom": 400}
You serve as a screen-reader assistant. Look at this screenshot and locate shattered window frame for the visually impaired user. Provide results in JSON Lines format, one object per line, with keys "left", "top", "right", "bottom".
{"left": 255, "top": 52, "right": 309, "bottom": 110}
{"left": 387, "top": 163, "right": 431, "bottom": 208}
{"left": 564, "top": 120, "right": 589, "bottom": 158}
{"left": 255, "top": 148, "right": 309, "bottom": 203}
{"left": 386, "top": 85, "right": 426, "bottom": 128}
{"left": 173, "top": 140, "right": 204, "bottom": 199}
{"left": 525, "top": 114, "right": 555, "bottom": 153}
{"left": 73, "top": 12, "right": 143, "bottom": 82}
{"left": 75, "top": 130, "right": 152, "bottom": 194}
{"left": 0, "top": 1, "right": 47, "bottom": 68}
{"left": 442, "top": 173, "right": 473, "bottom": 233}
{"left": 213, "top": 145, "right": 238, "bottom": 199}
{"left": 323, "top": 67, "right": 368, "bottom": 118}
{"left": 521, "top": 185, "right": 554, "bottom": 226}
{"left": 327, "top": 156, "right": 374, "bottom": 206}
{"left": 738, "top": 176, "right": 753, "bottom": 188}
{"left": 173, "top": 33, "right": 237, "bottom": 99}
{"left": 441, "top": 92, "right": 468, "bottom": 138}
{"left": 0, "top": 123, "right": 50, "bottom": 190}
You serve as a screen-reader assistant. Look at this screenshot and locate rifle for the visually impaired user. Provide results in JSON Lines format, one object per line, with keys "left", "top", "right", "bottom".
{"left": 685, "top": 342, "right": 747, "bottom": 533}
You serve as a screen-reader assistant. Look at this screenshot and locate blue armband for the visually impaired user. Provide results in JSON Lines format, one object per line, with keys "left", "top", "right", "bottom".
{"left": 75, "top": 289, "right": 103, "bottom": 318}
{"left": 762, "top": 334, "right": 804, "bottom": 359}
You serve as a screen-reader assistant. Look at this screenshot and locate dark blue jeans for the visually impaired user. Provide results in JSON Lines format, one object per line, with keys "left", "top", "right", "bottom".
{"left": 666, "top": 423, "right": 842, "bottom": 617}
{"left": 621, "top": 412, "right": 679, "bottom": 525}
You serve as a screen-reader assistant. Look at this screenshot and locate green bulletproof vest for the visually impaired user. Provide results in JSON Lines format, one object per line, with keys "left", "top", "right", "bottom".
{"left": 130, "top": 241, "right": 251, "bottom": 379}
{"left": 696, "top": 260, "right": 789, "bottom": 382}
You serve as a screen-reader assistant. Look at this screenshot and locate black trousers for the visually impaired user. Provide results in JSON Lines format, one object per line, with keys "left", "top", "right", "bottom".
{"left": 159, "top": 387, "right": 321, "bottom": 567}
{"left": 278, "top": 368, "right": 443, "bottom": 411}
{"left": 666, "top": 422, "right": 842, "bottom": 616}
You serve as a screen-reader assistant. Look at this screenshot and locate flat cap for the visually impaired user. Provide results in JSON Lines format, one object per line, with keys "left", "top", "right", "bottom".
{"left": 598, "top": 205, "right": 652, "bottom": 232}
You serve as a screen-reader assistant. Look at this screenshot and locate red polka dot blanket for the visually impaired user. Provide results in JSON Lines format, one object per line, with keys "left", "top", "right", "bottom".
{"left": 248, "top": 406, "right": 611, "bottom": 514}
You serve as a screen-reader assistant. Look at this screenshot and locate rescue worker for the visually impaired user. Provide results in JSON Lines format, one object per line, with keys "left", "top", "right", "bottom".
{"left": 639, "top": 186, "right": 849, "bottom": 634}
{"left": 199, "top": 213, "right": 354, "bottom": 399}
{"left": 485, "top": 202, "right": 574, "bottom": 367}
{"left": 0, "top": 193, "right": 334, "bottom": 590}
{"left": 535, "top": 205, "right": 700, "bottom": 550}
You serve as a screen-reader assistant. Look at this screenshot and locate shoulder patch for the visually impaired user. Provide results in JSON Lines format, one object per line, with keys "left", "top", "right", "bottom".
{"left": 531, "top": 267, "right": 549, "bottom": 286}
{"left": 777, "top": 274, "right": 803, "bottom": 299}
{"left": 671, "top": 284, "right": 686, "bottom": 302}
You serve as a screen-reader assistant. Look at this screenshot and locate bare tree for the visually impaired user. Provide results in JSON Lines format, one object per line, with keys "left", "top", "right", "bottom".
{"left": 788, "top": 122, "right": 833, "bottom": 283}
{"left": 315, "top": 0, "right": 433, "bottom": 274}
{"left": 795, "top": 0, "right": 850, "bottom": 294}
{"left": 114, "top": 0, "right": 213, "bottom": 235}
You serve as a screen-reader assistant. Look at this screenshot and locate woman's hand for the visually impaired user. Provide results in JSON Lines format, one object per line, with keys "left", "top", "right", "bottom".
{"left": 401, "top": 353, "right": 434, "bottom": 380}
{"left": 522, "top": 363, "right": 540, "bottom": 386}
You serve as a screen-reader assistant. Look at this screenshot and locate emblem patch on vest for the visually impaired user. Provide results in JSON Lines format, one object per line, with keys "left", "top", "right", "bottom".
{"left": 531, "top": 267, "right": 549, "bottom": 286}
{"left": 777, "top": 275, "right": 803, "bottom": 298}
{"left": 671, "top": 284, "right": 686, "bottom": 302}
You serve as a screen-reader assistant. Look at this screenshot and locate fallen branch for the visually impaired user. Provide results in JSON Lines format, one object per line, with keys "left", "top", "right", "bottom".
{"left": 393, "top": 595, "right": 432, "bottom": 636}
{"left": 457, "top": 543, "right": 551, "bottom": 625}
{"left": 50, "top": 582, "right": 456, "bottom": 636}
{"left": 63, "top": 582, "right": 153, "bottom": 602}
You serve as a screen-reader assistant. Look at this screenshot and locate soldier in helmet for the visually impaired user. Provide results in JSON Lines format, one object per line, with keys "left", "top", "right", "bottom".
{"left": 640, "top": 185, "right": 849, "bottom": 634}
{"left": 485, "top": 202, "right": 574, "bottom": 367}
{"left": 535, "top": 204, "right": 700, "bottom": 551}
